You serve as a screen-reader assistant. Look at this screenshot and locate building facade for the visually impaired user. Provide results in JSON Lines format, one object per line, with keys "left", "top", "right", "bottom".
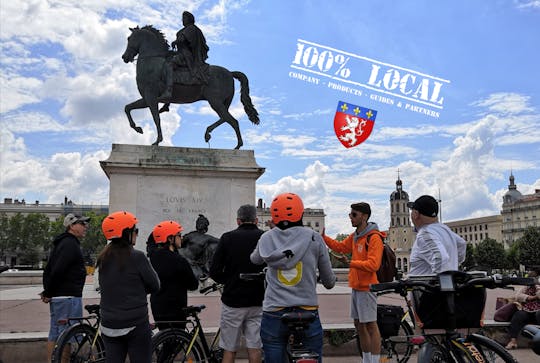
{"left": 501, "top": 173, "right": 540, "bottom": 247}
{"left": 445, "top": 215, "right": 502, "bottom": 246}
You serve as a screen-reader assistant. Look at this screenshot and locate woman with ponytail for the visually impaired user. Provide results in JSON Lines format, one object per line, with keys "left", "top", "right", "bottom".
{"left": 97, "top": 211, "right": 160, "bottom": 363}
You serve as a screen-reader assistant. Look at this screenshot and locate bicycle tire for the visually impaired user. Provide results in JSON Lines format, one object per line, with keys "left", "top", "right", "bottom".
{"left": 466, "top": 334, "right": 518, "bottom": 363}
{"left": 417, "top": 341, "right": 447, "bottom": 363}
{"left": 151, "top": 328, "right": 206, "bottom": 363}
{"left": 355, "top": 320, "right": 414, "bottom": 362}
{"left": 51, "top": 323, "right": 105, "bottom": 363}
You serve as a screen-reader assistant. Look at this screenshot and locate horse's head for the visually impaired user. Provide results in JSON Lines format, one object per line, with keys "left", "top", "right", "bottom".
{"left": 122, "top": 25, "right": 168, "bottom": 63}
{"left": 122, "top": 26, "right": 141, "bottom": 63}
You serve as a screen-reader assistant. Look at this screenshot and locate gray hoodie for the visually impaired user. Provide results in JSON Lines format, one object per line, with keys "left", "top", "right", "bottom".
{"left": 250, "top": 226, "right": 336, "bottom": 311}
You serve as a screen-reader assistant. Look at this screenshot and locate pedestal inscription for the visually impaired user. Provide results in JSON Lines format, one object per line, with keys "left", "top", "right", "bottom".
{"left": 100, "top": 144, "right": 265, "bottom": 251}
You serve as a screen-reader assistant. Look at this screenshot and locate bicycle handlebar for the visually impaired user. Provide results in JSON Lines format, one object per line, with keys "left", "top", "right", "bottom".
{"left": 370, "top": 272, "right": 535, "bottom": 295}
{"left": 199, "top": 282, "right": 222, "bottom": 295}
{"left": 239, "top": 271, "right": 266, "bottom": 281}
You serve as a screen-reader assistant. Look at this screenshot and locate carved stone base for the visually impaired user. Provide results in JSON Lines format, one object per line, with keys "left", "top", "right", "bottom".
{"left": 100, "top": 144, "right": 265, "bottom": 251}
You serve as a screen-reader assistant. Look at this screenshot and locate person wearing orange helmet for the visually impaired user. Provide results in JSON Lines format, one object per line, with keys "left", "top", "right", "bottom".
{"left": 96, "top": 211, "right": 160, "bottom": 363}
{"left": 250, "top": 192, "right": 336, "bottom": 363}
{"left": 149, "top": 220, "right": 198, "bottom": 330}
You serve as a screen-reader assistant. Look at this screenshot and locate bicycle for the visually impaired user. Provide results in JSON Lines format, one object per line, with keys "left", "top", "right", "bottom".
{"left": 150, "top": 282, "right": 224, "bottom": 363}
{"left": 50, "top": 304, "right": 105, "bottom": 363}
{"left": 353, "top": 294, "right": 419, "bottom": 362}
{"left": 371, "top": 270, "right": 535, "bottom": 363}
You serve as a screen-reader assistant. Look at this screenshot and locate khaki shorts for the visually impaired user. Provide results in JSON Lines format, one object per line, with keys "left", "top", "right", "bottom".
{"left": 350, "top": 290, "right": 377, "bottom": 323}
{"left": 219, "top": 304, "right": 262, "bottom": 351}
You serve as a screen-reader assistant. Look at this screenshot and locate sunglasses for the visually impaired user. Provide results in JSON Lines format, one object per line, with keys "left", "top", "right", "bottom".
{"left": 349, "top": 212, "right": 359, "bottom": 218}
{"left": 75, "top": 221, "right": 89, "bottom": 226}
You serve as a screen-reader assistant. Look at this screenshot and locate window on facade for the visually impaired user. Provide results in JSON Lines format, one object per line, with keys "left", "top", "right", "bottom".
{"left": 464, "top": 235, "right": 467, "bottom": 241}
{"left": 397, "top": 258, "right": 402, "bottom": 269}
{"left": 479, "top": 225, "right": 482, "bottom": 231}
{"left": 486, "top": 232, "right": 488, "bottom": 238}
{"left": 485, "top": 224, "right": 488, "bottom": 230}
{"left": 403, "top": 258, "right": 408, "bottom": 273}
{"left": 474, "top": 234, "right": 477, "bottom": 240}
{"left": 480, "top": 233, "right": 483, "bottom": 240}
{"left": 315, "top": 222, "right": 319, "bottom": 227}
{"left": 474, "top": 225, "right": 477, "bottom": 231}
{"left": 307, "top": 221, "right": 311, "bottom": 226}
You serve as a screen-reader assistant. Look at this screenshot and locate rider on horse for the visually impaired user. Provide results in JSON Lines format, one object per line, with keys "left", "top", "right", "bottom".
{"left": 158, "top": 11, "right": 210, "bottom": 101}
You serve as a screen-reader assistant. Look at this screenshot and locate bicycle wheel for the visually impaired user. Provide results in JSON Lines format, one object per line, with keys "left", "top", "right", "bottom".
{"left": 465, "top": 334, "right": 518, "bottom": 363}
{"left": 381, "top": 320, "right": 414, "bottom": 363}
{"left": 151, "top": 328, "right": 206, "bottom": 363}
{"left": 417, "top": 341, "right": 447, "bottom": 363}
{"left": 51, "top": 323, "right": 105, "bottom": 363}
{"left": 355, "top": 320, "right": 414, "bottom": 363}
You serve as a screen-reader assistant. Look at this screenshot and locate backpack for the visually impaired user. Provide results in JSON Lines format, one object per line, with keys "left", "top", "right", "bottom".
{"left": 366, "top": 233, "right": 397, "bottom": 283}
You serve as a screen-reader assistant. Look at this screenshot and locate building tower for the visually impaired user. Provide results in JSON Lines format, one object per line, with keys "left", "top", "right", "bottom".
{"left": 387, "top": 171, "right": 416, "bottom": 273}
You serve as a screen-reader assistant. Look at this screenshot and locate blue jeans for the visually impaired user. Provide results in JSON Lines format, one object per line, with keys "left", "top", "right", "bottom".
{"left": 48, "top": 297, "right": 83, "bottom": 341}
{"left": 260, "top": 308, "right": 323, "bottom": 363}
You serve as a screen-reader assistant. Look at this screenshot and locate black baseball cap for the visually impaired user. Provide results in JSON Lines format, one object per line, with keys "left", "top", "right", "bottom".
{"left": 351, "top": 202, "right": 371, "bottom": 218}
{"left": 407, "top": 195, "right": 438, "bottom": 217}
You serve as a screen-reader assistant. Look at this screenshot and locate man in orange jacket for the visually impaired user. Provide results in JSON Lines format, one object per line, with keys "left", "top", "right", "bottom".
{"left": 322, "top": 202, "right": 385, "bottom": 363}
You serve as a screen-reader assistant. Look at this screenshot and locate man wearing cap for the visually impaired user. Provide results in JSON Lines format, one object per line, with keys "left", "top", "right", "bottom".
{"left": 322, "top": 202, "right": 385, "bottom": 363}
{"left": 407, "top": 195, "right": 466, "bottom": 275}
{"left": 41, "top": 213, "right": 89, "bottom": 360}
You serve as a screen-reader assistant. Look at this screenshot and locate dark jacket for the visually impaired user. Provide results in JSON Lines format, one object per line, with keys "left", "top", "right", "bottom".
{"left": 99, "top": 248, "right": 160, "bottom": 329}
{"left": 209, "top": 223, "right": 265, "bottom": 308}
{"left": 150, "top": 248, "right": 198, "bottom": 321}
{"left": 42, "top": 232, "right": 86, "bottom": 298}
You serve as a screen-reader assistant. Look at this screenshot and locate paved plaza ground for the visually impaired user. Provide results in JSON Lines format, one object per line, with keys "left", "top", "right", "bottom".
{"left": 0, "top": 279, "right": 537, "bottom": 362}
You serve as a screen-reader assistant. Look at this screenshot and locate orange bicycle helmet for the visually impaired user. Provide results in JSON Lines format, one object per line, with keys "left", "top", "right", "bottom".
{"left": 152, "top": 220, "right": 183, "bottom": 243}
{"left": 102, "top": 211, "right": 138, "bottom": 240}
{"left": 270, "top": 192, "right": 304, "bottom": 224}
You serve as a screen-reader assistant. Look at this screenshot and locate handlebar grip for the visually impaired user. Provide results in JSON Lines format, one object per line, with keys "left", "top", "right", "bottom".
{"left": 501, "top": 277, "right": 535, "bottom": 286}
{"left": 199, "top": 284, "right": 217, "bottom": 294}
{"left": 370, "top": 281, "right": 400, "bottom": 293}
{"left": 239, "top": 272, "right": 265, "bottom": 281}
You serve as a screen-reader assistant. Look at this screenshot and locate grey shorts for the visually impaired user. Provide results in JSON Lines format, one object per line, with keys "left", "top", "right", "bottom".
{"left": 219, "top": 304, "right": 262, "bottom": 351}
{"left": 350, "top": 290, "right": 377, "bottom": 323}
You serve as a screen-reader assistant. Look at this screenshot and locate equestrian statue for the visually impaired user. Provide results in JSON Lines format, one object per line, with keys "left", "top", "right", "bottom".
{"left": 121, "top": 11, "right": 259, "bottom": 149}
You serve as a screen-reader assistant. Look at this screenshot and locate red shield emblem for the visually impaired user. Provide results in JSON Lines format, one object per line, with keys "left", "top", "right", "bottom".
{"left": 334, "top": 101, "right": 377, "bottom": 148}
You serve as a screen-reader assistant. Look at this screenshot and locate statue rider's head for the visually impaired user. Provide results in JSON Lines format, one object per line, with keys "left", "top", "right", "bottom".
{"left": 182, "top": 11, "right": 195, "bottom": 26}
{"left": 195, "top": 214, "right": 209, "bottom": 233}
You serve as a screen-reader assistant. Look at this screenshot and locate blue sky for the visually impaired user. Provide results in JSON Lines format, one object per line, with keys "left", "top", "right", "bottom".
{"left": 1, "top": 0, "right": 539, "bottom": 236}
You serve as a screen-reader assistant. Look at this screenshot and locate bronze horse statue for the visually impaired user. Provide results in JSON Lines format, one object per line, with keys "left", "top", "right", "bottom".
{"left": 121, "top": 25, "right": 259, "bottom": 148}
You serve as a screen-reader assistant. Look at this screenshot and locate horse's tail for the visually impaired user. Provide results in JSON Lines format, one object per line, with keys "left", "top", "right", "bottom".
{"left": 231, "top": 71, "right": 260, "bottom": 125}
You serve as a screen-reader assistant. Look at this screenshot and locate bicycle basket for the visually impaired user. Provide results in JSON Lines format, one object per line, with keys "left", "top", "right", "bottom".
{"left": 412, "top": 286, "right": 486, "bottom": 329}
{"left": 377, "top": 304, "right": 404, "bottom": 337}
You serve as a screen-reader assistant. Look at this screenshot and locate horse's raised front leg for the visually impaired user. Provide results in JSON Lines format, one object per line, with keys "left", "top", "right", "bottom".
{"left": 124, "top": 98, "right": 147, "bottom": 134}
{"left": 207, "top": 101, "right": 243, "bottom": 149}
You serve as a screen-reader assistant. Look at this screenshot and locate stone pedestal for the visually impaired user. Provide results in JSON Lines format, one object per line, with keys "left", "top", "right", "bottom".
{"left": 100, "top": 144, "right": 265, "bottom": 251}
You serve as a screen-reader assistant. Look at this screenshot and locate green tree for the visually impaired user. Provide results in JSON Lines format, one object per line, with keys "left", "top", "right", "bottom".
{"left": 8, "top": 213, "right": 25, "bottom": 265}
{"left": 517, "top": 226, "right": 540, "bottom": 269}
{"left": 475, "top": 238, "right": 506, "bottom": 272}
{"left": 80, "top": 212, "right": 107, "bottom": 265}
{"left": 462, "top": 243, "right": 476, "bottom": 271}
{"left": 505, "top": 242, "right": 520, "bottom": 271}
{"left": 19, "top": 213, "right": 51, "bottom": 266}
{"left": 0, "top": 212, "right": 10, "bottom": 263}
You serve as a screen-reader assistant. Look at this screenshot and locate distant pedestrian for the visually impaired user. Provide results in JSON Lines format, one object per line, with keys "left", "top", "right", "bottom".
{"left": 210, "top": 205, "right": 265, "bottom": 363}
{"left": 97, "top": 211, "right": 160, "bottom": 363}
{"left": 41, "top": 213, "right": 89, "bottom": 361}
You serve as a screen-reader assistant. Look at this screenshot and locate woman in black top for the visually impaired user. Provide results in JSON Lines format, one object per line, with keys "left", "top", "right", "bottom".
{"left": 150, "top": 220, "right": 198, "bottom": 329}
{"left": 97, "top": 211, "right": 160, "bottom": 363}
